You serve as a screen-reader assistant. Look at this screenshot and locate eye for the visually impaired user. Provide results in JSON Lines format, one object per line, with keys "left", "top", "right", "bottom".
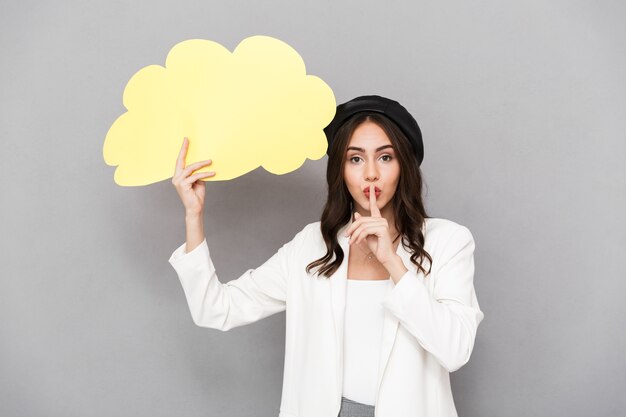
{"left": 348, "top": 156, "right": 362, "bottom": 164}
{"left": 381, "top": 154, "right": 393, "bottom": 162}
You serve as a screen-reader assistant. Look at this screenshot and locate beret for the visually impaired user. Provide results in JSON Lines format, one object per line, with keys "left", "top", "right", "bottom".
{"left": 323, "top": 95, "right": 424, "bottom": 166}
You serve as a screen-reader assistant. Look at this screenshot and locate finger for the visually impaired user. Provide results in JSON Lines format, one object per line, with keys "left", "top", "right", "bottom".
{"left": 175, "top": 137, "right": 188, "bottom": 174}
{"left": 355, "top": 224, "right": 386, "bottom": 245}
{"left": 345, "top": 212, "right": 366, "bottom": 237}
{"left": 345, "top": 212, "right": 379, "bottom": 237}
{"left": 349, "top": 221, "right": 384, "bottom": 244}
{"left": 191, "top": 179, "right": 204, "bottom": 190}
{"left": 369, "top": 184, "right": 381, "bottom": 217}
{"left": 173, "top": 160, "right": 212, "bottom": 185}
{"left": 192, "top": 178, "right": 208, "bottom": 193}
{"left": 182, "top": 159, "right": 213, "bottom": 177}
{"left": 351, "top": 224, "right": 374, "bottom": 245}
{"left": 185, "top": 171, "right": 215, "bottom": 184}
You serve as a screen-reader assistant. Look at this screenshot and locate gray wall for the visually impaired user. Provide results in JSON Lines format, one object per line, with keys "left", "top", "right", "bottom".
{"left": 1, "top": 1, "right": 624, "bottom": 416}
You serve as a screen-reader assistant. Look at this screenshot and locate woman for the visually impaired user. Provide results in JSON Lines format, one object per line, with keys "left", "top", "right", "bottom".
{"left": 169, "top": 95, "right": 484, "bottom": 417}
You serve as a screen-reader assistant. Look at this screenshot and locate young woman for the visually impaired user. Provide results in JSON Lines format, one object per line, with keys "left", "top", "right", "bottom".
{"left": 169, "top": 95, "right": 484, "bottom": 417}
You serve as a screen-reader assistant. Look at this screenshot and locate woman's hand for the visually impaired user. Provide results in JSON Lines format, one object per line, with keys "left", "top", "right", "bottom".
{"left": 171, "top": 137, "right": 215, "bottom": 216}
{"left": 344, "top": 184, "right": 397, "bottom": 265}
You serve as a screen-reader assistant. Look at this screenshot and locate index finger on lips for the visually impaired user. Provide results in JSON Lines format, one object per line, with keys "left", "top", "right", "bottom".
{"left": 369, "top": 184, "right": 381, "bottom": 217}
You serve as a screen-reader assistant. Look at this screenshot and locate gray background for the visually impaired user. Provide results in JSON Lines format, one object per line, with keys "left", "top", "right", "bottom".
{"left": 1, "top": 0, "right": 624, "bottom": 416}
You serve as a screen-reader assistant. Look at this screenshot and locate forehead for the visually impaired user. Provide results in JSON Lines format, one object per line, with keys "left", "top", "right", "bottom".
{"left": 347, "top": 121, "right": 392, "bottom": 148}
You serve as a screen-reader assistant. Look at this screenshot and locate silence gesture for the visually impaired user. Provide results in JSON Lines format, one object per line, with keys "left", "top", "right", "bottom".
{"left": 344, "top": 184, "right": 397, "bottom": 265}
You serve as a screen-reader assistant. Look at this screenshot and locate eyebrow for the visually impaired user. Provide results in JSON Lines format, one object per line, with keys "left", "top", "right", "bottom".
{"left": 347, "top": 145, "right": 394, "bottom": 152}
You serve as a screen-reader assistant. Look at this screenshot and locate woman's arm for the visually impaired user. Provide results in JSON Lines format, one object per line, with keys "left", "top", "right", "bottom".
{"left": 170, "top": 137, "right": 214, "bottom": 253}
{"left": 170, "top": 136, "right": 302, "bottom": 330}
{"left": 185, "top": 213, "right": 205, "bottom": 253}
{"left": 169, "top": 227, "right": 305, "bottom": 331}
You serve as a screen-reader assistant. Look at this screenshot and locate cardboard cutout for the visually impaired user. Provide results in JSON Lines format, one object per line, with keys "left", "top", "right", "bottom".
{"left": 103, "top": 36, "right": 336, "bottom": 186}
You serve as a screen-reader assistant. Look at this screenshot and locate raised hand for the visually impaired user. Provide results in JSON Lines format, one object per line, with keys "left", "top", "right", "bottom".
{"left": 344, "top": 184, "right": 397, "bottom": 265}
{"left": 171, "top": 137, "right": 215, "bottom": 216}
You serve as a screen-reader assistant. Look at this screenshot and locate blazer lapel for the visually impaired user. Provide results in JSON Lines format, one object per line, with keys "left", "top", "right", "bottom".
{"left": 329, "top": 219, "right": 403, "bottom": 399}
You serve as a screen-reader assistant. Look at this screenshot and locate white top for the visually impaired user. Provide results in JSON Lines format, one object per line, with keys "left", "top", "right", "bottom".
{"left": 342, "top": 278, "right": 393, "bottom": 406}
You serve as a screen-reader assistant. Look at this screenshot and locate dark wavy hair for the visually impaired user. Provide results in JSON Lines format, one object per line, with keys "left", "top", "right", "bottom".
{"left": 306, "top": 112, "right": 433, "bottom": 279}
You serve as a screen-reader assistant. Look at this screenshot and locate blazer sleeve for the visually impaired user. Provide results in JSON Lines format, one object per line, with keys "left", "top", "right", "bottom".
{"left": 168, "top": 230, "right": 301, "bottom": 331}
{"left": 381, "top": 225, "right": 485, "bottom": 372}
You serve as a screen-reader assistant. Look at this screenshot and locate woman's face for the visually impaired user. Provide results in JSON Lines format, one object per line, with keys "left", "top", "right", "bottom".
{"left": 343, "top": 120, "right": 400, "bottom": 217}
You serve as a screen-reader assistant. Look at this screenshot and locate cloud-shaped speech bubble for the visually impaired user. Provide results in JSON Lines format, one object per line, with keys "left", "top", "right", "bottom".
{"left": 103, "top": 36, "right": 336, "bottom": 186}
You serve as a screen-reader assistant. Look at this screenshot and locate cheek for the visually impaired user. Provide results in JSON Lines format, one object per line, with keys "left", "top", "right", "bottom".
{"left": 343, "top": 170, "right": 358, "bottom": 188}
{"left": 386, "top": 170, "right": 401, "bottom": 192}
{"left": 390, "top": 165, "right": 401, "bottom": 182}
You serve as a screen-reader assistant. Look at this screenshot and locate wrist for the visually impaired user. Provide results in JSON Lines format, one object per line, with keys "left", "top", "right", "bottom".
{"left": 383, "top": 255, "right": 408, "bottom": 284}
{"left": 185, "top": 211, "right": 203, "bottom": 220}
{"left": 382, "top": 254, "right": 401, "bottom": 266}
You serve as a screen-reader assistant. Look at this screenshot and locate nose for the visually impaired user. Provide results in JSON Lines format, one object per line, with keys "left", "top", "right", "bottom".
{"left": 364, "top": 160, "right": 379, "bottom": 182}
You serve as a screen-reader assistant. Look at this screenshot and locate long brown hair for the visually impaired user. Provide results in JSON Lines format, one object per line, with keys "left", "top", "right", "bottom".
{"left": 306, "top": 112, "right": 433, "bottom": 278}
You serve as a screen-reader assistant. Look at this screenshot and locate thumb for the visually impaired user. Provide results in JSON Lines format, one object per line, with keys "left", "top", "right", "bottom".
{"left": 354, "top": 212, "right": 360, "bottom": 219}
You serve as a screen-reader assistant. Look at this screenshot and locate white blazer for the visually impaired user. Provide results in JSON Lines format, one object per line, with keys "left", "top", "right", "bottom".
{"left": 168, "top": 217, "right": 484, "bottom": 417}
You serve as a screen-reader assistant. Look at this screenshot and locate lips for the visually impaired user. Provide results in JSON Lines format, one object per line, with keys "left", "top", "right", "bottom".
{"left": 363, "top": 186, "right": 381, "bottom": 197}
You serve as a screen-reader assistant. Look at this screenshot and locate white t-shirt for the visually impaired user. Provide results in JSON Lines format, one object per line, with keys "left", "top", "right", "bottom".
{"left": 342, "top": 278, "right": 393, "bottom": 406}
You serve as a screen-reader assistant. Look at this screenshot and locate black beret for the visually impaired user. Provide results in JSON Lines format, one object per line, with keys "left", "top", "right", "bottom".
{"left": 323, "top": 95, "right": 424, "bottom": 166}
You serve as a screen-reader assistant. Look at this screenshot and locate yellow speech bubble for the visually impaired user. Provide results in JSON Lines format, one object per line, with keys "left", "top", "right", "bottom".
{"left": 103, "top": 36, "right": 336, "bottom": 186}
